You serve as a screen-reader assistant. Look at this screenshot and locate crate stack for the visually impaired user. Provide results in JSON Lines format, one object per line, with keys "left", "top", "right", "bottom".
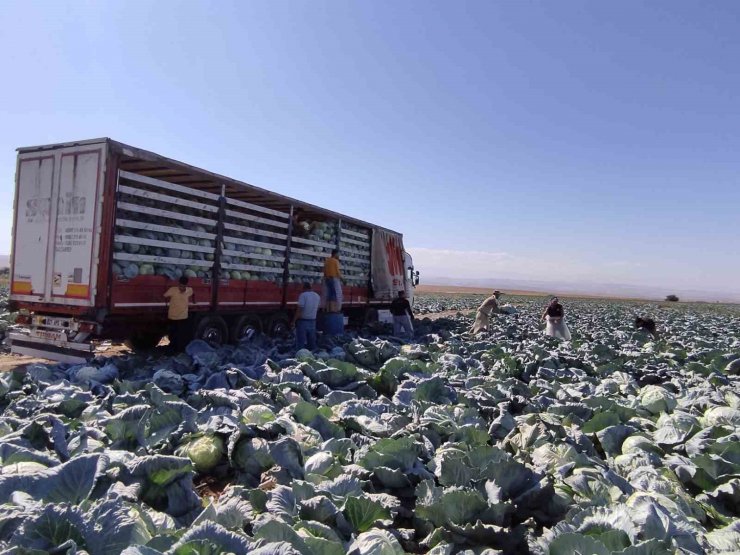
{"left": 111, "top": 171, "right": 219, "bottom": 281}
{"left": 338, "top": 222, "right": 371, "bottom": 287}
{"left": 287, "top": 219, "right": 338, "bottom": 285}
{"left": 219, "top": 197, "right": 290, "bottom": 283}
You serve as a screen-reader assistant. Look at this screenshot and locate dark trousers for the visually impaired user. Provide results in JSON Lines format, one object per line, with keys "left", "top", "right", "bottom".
{"left": 168, "top": 319, "right": 190, "bottom": 352}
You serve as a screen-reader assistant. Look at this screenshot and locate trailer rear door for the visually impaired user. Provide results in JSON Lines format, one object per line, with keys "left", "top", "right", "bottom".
{"left": 11, "top": 142, "right": 107, "bottom": 307}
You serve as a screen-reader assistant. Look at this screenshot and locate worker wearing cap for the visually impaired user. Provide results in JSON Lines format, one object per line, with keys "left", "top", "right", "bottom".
{"left": 470, "top": 290, "right": 501, "bottom": 334}
{"left": 323, "top": 249, "right": 343, "bottom": 312}
{"left": 293, "top": 282, "right": 321, "bottom": 350}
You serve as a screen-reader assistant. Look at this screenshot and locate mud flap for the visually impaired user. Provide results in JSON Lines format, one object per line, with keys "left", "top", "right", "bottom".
{"left": 9, "top": 333, "right": 94, "bottom": 364}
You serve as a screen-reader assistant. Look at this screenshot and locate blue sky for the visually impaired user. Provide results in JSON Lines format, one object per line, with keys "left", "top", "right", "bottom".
{"left": 1, "top": 1, "right": 738, "bottom": 294}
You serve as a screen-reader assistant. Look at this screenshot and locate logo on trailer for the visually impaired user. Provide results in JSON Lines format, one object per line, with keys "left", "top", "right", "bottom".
{"left": 58, "top": 193, "right": 87, "bottom": 216}
{"left": 25, "top": 198, "right": 51, "bottom": 221}
{"left": 384, "top": 235, "right": 404, "bottom": 288}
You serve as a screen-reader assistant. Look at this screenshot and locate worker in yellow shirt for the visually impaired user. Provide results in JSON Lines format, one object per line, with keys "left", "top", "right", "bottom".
{"left": 164, "top": 276, "right": 194, "bottom": 352}
{"left": 323, "top": 249, "right": 343, "bottom": 312}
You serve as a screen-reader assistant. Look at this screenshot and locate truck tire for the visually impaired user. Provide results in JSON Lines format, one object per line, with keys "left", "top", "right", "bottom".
{"left": 125, "top": 331, "right": 164, "bottom": 351}
{"left": 266, "top": 313, "right": 291, "bottom": 337}
{"left": 230, "top": 314, "right": 263, "bottom": 344}
{"left": 194, "top": 315, "right": 228, "bottom": 347}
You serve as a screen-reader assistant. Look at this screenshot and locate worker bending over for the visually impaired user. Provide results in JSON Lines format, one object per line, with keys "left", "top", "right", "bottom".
{"left": 470, "top": 290, "right": 501, "bottom": 334}
{"left": 390, "top": 290, "right": 415, "bottom": 337}
{"left": 635, "top": 316, "right": 658, "bottom": 338}
{"left": 542, "top": 297, "right": 571, "bottom": 340}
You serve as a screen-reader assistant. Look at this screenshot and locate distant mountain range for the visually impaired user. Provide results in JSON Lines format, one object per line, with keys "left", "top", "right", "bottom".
{"left": 0, "top": 253, "right": 734, "bottom": 303}
{"left": 425, "top": 276, "right": 740, "bottom": 304}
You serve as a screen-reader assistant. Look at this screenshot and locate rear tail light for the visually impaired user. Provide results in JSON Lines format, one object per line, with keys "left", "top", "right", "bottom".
{"left": 15, "top": 314, "right": 31, "bottom": 325}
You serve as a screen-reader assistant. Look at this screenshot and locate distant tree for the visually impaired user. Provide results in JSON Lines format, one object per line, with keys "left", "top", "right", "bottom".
{"left": 665, "top": 294, "right": 679, "bottom": 302}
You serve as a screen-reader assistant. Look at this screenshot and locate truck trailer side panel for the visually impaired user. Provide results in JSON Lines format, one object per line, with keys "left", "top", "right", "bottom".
{"left": 108, "top": 159, "right": 379, "bottom": 318}
{"left": 10, "top": 138, "right": 415, "bottom": 361}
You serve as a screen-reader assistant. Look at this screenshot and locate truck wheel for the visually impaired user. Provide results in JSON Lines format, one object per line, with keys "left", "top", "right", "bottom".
{"left": 194, "top": 315, "right": 228, "bottom": 347}
{"left": 126, "top": 331, "right": 163, "bottom": 351}
{"left": 266, "top": 313, "right": 291, "bottom": 337}
{"left": 230, "top": 314, "right": 263, "bottom": 344}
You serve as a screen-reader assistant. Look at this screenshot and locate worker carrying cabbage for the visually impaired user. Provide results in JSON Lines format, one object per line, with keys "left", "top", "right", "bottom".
{"left": 470, "top": 290, "right": 501, "bottom": 334}
{"left": 390, "top": 290, "right": 415, "bottom": 337}
{"left": 323, "top": 250, "right": 343, "bottom": 312}
{"left": 291, "top": 209, "right": 310, "bottom": 237}
{"left": 164, "top": 276, "right": 194, "bottom": 352}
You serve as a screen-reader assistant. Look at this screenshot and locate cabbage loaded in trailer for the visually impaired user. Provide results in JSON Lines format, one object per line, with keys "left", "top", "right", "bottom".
{"left": 8, "top": 138, "right": 419, "bottom": 362}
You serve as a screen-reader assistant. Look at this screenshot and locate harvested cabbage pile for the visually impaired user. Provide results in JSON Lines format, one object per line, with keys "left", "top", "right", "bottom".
{"left": 112, "top": 174, "right": 372, "bottom": 287}
{"left": 0, "top": 297, "right": 738, "bottom": 554}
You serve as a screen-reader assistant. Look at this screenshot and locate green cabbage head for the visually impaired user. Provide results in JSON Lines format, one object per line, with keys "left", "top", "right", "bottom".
{"left": 176, "top": 435, "right": 225, "bottom": 473}
{"left": 242, "top": 404, "right": 277, "bottom": 425}
{"left": 640, "top": 385, "right": 677, "bottom": 415}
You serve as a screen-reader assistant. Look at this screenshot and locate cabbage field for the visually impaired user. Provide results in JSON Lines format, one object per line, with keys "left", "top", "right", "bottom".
{"left": 0, "top": 295, "right": 739, "bottom": 554}
{"left": 0, "top": 289, "right": 16, "bottom": 348}
{"left": 413, "top": 294, "right": 489, "bottom": 315}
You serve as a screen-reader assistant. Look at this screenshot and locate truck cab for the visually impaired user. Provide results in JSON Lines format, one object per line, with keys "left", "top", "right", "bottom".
{"left": 404, "top": 251, "right": 420, "bottom": 304}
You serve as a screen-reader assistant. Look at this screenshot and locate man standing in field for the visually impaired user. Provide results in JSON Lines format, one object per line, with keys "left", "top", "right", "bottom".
{"left": 293, "top": 282, "right": 320, "bottom": 350}
{"left": 470, "top": 290, "right": 501, "bottom": 334}
{"left": 164, "top": 276, "right": 194, "bottom": 352}
{"left": 390, "top": 290, "right": 415, "bottom": 338}
{"left": 323, "top": 249, "right": 343, "bottom": 312}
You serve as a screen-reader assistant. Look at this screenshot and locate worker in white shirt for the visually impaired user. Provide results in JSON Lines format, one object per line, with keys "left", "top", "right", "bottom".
{"left": 292, "top": 282, "right": 321, "bottom": 350}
